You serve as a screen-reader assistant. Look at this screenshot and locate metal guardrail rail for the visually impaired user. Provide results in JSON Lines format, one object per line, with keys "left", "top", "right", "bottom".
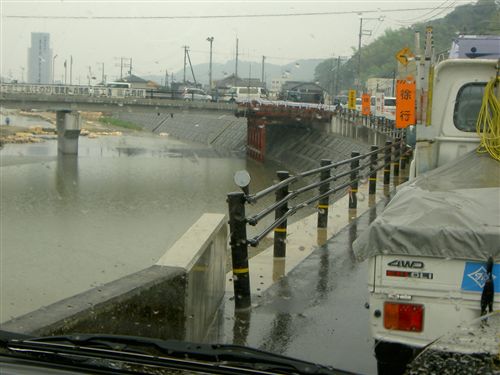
{"left": 227, "top": 137, "right": 412, "bottom": 310}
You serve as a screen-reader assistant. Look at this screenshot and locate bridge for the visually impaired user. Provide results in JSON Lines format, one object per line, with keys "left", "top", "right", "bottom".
{"left": 1, "top": 83, "right": 400, "bottom": 161}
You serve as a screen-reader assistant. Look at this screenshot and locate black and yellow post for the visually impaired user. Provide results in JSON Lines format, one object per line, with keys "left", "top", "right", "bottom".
{"left": 273, "top": 171, "right": 289, "bottom": 258}
{"left": 349, "top": 151, "right": 360, "bottom": 209}
{"left": 227, "top": 192, "right": 251, "bottom": 310}
{"left": 384, "top": 140, "right": 392, "bottom": 185}
{"left": 369, "top": 145, "right": 378, "bottom": 195}
{"left": 317, "top": 159, "right": 332, "bottom": 229}
{"left": 393, "top": 138, "right": 400, "bottom": 178}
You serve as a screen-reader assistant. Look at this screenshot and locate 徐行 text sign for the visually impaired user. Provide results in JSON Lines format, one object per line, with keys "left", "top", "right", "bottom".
{"left": 361, "top": 94, "right": 371, "bottom": 116}
{"left": 396, "top": 79, "right": 416, "bottom": 128}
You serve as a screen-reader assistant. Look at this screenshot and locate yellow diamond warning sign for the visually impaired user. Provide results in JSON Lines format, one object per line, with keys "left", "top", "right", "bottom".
{"left": 395, "top": 47, "right": 415, "bottom": 66}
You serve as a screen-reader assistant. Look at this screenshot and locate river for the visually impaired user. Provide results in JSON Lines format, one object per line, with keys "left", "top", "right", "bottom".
{"left": 0, "top": 129, "right": 286, "bottom": 323}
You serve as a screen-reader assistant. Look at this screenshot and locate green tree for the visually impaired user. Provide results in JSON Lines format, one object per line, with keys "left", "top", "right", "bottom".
{"left": 315, "top": 0, "right": 499, "bottom": 95}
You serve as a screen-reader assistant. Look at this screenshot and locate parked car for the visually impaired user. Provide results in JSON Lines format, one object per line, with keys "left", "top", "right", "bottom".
{"left": 182, "top": 87, "right": 212, "bottom": 101}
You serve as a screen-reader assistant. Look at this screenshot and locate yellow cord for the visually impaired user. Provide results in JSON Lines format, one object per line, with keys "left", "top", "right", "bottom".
{"left": 476, "top": 75, "right": 500, "bottom": 161}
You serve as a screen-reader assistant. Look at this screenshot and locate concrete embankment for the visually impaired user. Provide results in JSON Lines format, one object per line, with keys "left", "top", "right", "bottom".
{"left": 114, "top": 110, "right": 375, "bottom": 174}
{"left": 114, "top": 111, "right": 248, "bottom": 154}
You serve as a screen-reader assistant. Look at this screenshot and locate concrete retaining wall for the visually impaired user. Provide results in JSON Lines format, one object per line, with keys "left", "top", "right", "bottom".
{"left": 115, "top": 111, "right": 247, "bottom": 154}
{"left": 115, "top": 111, "right": 381, "bottom": 178}
{"left": 1, "top": 214, "right": 227, "bottom": 343}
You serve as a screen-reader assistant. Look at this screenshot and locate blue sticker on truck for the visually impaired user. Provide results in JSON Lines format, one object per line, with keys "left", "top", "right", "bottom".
{"left": 461, "top": 262, "right": 500, "bottom": 293}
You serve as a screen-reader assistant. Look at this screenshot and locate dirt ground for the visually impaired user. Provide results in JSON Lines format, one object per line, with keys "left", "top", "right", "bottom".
{"left": 0, "top": 110, "right": 137, "bottom": 146}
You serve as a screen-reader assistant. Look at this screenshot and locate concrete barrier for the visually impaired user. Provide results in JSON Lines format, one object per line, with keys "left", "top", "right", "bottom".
{"left": 1, "top": 213, "right": 227, "bottom": 343}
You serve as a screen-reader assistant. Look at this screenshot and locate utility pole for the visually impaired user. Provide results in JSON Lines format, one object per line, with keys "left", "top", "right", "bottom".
{"left": 335, "top": 56, "right": 340, "bottom": 97}
{"left": 64, "top": 59, "right": 67, "bottom": 85}
{"left": 207, "top": 37, "right": 214, "bottom": 90}
{"left": 357, "top": 15, "right": 383, "bottom": 93}
{"left": 182, "top": 46, "right": 188, "bottom": 83}
{"left": 235, "top": 38, "right": 239, "bottom": 86}
{"left": 129, "top": 58, "right": 132, "bottom": 75}
{"left": 357, "top": 16, "right": 363, "bottom": 91}
{"left": 165, "top": 69, "right": 168, "bottom": 88}
{"left": 52, "top": 54, "right": 58, "bottom": 84}
{"left": 186, "top": 48, "right": 197, "bottom": 84}
{"left": 261, "top": 55, "right": 265, "bottom": 87}
{"left": 102, "top": 62, "right": 105, "bottom": 84}
{"left": 120, "top": 57, "right": 124, "bottom": 79}
{"left": 70, "top": 55, "right": 73, "bottom": 85}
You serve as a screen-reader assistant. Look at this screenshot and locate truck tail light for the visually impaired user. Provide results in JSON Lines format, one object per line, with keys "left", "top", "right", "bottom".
{"left": 384, "top": 302, "right": 424, "bottom": 332}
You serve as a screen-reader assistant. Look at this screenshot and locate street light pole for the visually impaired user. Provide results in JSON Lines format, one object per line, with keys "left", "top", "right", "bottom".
{"left": 207, "top": 37, "right": 214, "bottom": 91}
{"left": 52, "top": 54, "right": 58, "bottom": 84}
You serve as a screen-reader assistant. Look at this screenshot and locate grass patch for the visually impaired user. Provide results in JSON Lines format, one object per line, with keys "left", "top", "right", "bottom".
{"left": 99, "top": 116, "right": 142, "bottom": 131}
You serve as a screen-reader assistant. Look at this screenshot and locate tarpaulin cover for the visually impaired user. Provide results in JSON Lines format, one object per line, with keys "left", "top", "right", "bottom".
{"left": 353, "top": 151, "right": 500, "bottom": 262}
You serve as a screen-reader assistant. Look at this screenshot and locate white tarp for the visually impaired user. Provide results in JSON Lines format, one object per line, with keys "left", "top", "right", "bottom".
{"left": 353, "top": 151, "right": 500, "bottom": 262}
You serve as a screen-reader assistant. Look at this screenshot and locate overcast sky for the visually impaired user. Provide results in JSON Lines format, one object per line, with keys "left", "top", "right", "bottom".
{"left": 1, "top": 0, "right": 472, "bottom": 83}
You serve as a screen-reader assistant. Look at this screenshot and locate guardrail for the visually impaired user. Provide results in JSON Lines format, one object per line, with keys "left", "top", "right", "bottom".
{"left": 227, "top": 137, "right": 412, "bottom": 310}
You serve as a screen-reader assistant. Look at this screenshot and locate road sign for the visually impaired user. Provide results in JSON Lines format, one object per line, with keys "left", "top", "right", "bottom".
{"left": 395, "top": 79, "right": 416, "bottom": 128}
{"left": 348, "top": 90, "right": 356, "bottom": 110}
{"left": 361, "top": 93, "right": 371, "bottom": 115}
{"left": 395, "top": 47, "right": 415, "bottom": 66}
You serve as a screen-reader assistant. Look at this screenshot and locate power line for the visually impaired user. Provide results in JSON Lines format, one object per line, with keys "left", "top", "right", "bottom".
{"left": 388, "top": 0, "right": 464, "bottom": 25}
{"left": 392, "top": 0, "right": 452, "bottom": 23}
{"left": 3, "top": 4, "right": 476, "bottom": 20}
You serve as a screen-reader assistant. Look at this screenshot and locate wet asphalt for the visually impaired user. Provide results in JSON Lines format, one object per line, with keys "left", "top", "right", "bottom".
{"left": 220, "top": 198, "right": 390, "bottom": 375}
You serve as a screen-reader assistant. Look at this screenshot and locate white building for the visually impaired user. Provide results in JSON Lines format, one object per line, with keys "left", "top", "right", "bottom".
{"left": 270, "top": 77, "right": 289, "bottom": 94}
{"left": 28, "top": 32, "right": 52, "bottom": 84}
{"left": 365, "top": 78, "right": 394, "bottom": 97}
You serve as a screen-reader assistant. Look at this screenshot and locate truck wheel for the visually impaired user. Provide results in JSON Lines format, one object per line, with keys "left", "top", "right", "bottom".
{"left": 375, "top": 341, "right": 415, "bottom": 375}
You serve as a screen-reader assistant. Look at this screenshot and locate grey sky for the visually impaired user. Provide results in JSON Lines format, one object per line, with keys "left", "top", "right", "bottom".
{"left": 1, "top": 0, "right": 471, "bottom": 83}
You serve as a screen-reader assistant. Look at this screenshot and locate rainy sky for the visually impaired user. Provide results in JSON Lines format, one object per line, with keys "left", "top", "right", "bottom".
{"left": 1, "top": 0, "right": 472, "bottom": 82}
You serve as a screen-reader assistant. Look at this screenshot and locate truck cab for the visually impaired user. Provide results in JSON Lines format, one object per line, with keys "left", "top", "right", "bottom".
{"left": 354, "top": 57, "right": 499, "bottom": 374}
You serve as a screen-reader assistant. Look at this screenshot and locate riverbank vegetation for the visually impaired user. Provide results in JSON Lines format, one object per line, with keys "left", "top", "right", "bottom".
{"left": 98, "top": 116, "right": 142, "bottom": 131}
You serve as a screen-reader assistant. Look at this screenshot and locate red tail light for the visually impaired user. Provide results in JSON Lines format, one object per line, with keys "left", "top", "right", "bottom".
{"left": 384, "top": 302, "right": 424, "bottom": 332}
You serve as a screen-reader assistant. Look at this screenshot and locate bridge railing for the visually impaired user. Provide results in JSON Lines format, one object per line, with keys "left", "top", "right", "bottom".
{"left": 227, "top": 138, "right": 412, "bottom": 309}
{"left": 337, "top": 108, "right": 399, "bottom": 137}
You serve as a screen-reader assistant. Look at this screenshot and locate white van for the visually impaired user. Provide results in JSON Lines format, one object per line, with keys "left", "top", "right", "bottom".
{"left": 228, "top": 86, "right": 267, "bottom": 102}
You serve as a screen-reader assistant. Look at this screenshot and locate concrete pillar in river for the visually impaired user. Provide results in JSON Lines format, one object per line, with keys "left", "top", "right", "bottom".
{"left": 56, "top": 110, "right": 81, "bottom": 154}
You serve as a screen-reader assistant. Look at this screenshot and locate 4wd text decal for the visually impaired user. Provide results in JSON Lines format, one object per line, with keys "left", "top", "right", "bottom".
{"left": 387, "top": 260, "right": 425, "bottom": 269}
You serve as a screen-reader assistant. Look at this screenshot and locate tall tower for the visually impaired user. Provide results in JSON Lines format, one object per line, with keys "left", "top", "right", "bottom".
{"left": 28, "top": 33, "right": 52, "bottom": 84}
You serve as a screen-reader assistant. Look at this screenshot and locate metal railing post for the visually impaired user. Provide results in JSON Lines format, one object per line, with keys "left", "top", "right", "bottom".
{"left": 384, "top": 140, "right": 392, "bottom": 185}
{"left": 227, "top": 192, "right": 251, "bottom": 310}
{"left": 317, "top": 159, "right": 332, "bottom": 229}
{"left": 393, "top": 137, "right": 400, "bottom": 178}
{"left": 273, "top": 171, "right": 289, "bottom": 258}
{"left": 349, "top": 151, "right": 360, "bottom": 209}
{"left": 369, "top": 145, "right": 378, "bottom": 195}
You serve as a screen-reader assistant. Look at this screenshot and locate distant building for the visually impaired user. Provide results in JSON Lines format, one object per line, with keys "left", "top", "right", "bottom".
{"left": 27, "top": 32, "right": 52, "bottom": 84}
{"left": 280, "top": 81, "right": 326, "bottom": 104}
{"left": 270, "top": 77, "right": 289, "bottom": 94}
{"left": 366, "top": 78, "right": 395, "bottom": 97}
{"left": 214, "top": 74, "right": 264, "bottom": 90}
{"left": 117, "top": 74, "right": 160, "bottom": 90}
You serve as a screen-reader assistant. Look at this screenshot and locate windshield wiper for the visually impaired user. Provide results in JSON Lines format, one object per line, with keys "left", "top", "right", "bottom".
{"left": 0, "top": 332, "right": 347, "bottom": 374}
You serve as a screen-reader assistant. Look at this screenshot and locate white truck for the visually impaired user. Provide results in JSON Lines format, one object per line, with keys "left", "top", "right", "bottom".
{"left": 353, "top": 56, "right": 499, "bottom": 374}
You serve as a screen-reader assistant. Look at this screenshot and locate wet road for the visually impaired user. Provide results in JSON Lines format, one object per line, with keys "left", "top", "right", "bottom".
{"left": 220, "top": 201, "right": 389, "bottom": 375}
